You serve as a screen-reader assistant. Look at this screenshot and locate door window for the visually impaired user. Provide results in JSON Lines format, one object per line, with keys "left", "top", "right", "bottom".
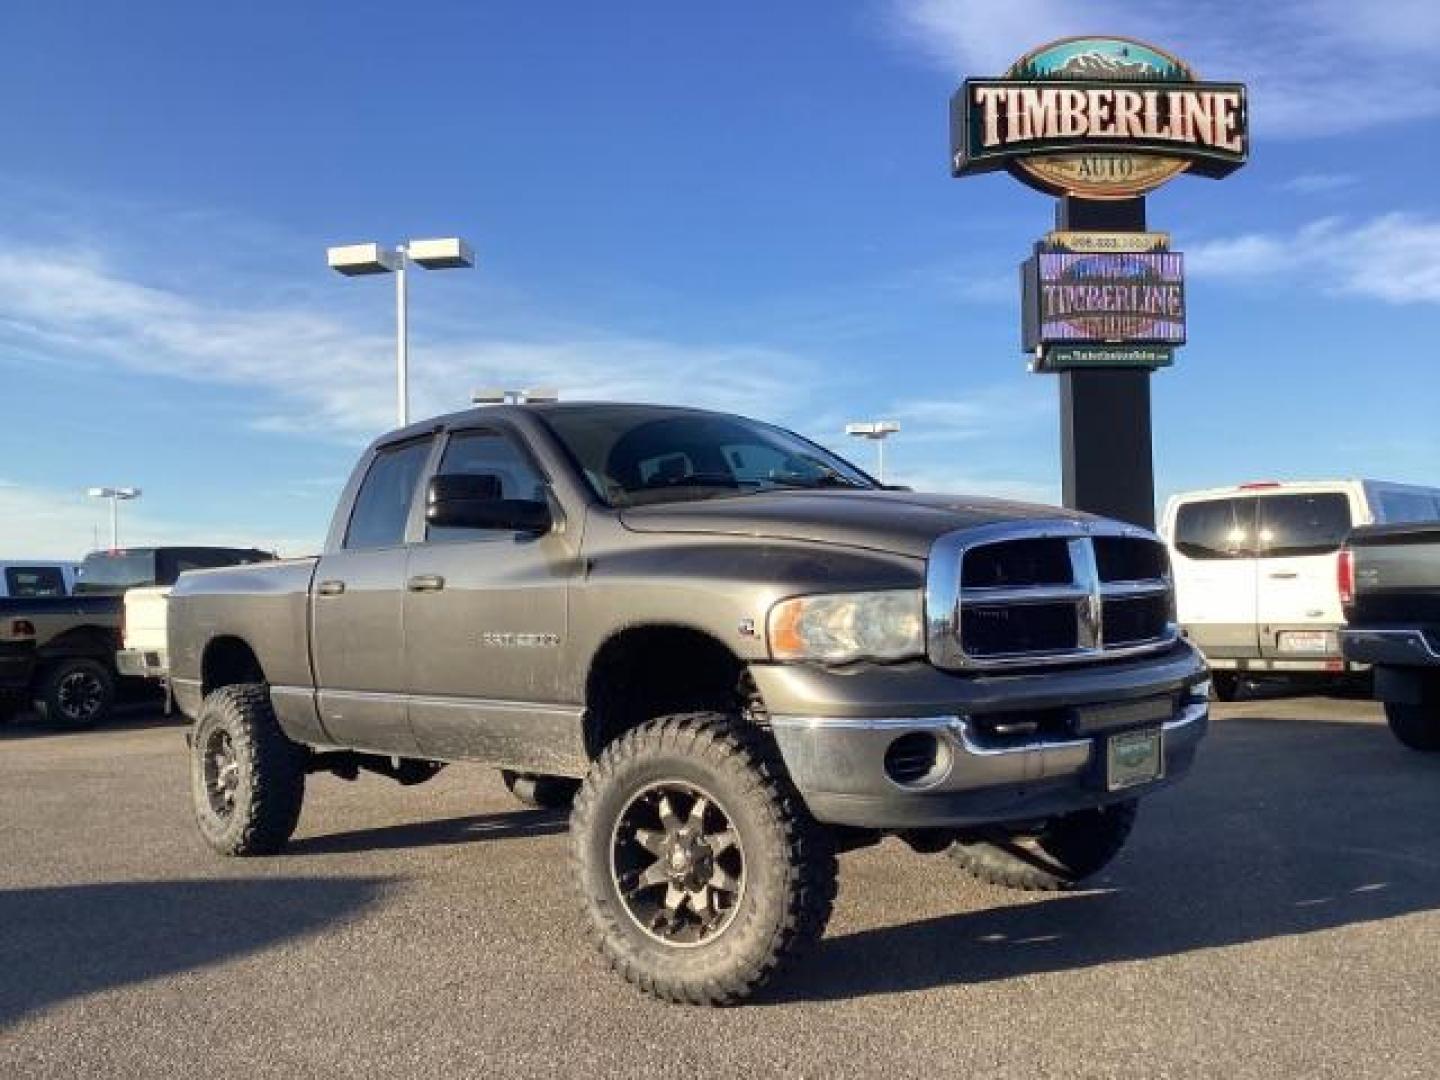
{"left": 5, "top": 566, "right": 66, "bottom": 597}
{"left": 344, "top": 439, "right": 434, "bottom": 550}
{"left": 427, "top": 430, "right": 546, "bottom": 542}
{"left": 1173, "top": 498, "right": 1257, "bottom": 560}
{"left": 1256, "top": 493, "right": 1352, "bottom": 556}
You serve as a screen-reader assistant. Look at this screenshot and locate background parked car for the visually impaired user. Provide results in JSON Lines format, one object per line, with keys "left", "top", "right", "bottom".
{"left": 1161, "top": 480, "right": 1440, "bottom": 700}
{"left": 0, "top": 546, "right": 272, "bottom": 727}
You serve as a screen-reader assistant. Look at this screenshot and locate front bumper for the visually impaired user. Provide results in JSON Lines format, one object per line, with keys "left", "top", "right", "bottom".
{"left": 756, "top": 643, "right": 1210, "bottom": 829}
{"left": 116, "top": 647, "right": 168, "bottom": 680}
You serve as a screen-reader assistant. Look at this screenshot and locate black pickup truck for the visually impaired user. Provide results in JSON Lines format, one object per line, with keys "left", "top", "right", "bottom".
{"left": 0, "top": 546, "right": 271, "bottom": 727}
{"left": 1340, "top": 522, "right": 1440, "bottom": 750}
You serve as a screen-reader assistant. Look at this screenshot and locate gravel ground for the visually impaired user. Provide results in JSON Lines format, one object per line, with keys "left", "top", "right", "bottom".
{"left": 2, "top": 692, "right": 1438, "bottom": 1078}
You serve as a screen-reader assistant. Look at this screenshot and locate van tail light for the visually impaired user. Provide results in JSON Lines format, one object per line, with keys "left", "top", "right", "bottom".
{"left": 1338, "top": 549, "right": 1355, "bottom": 608}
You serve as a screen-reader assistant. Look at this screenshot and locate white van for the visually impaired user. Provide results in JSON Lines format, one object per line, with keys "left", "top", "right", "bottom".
{"left": 0, "top": 562, "right": 79, "bottom": 599}
{"left": 1160, "top": 480, "right": 1440, "bottom": 699}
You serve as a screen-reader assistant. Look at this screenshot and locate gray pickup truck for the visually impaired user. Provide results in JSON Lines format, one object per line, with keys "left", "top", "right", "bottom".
{"left": 170, "top": 401, "right": 1209, "bottom": 1003}
{"left": 1341, "top": 522, "right": 1440, "bottom": 750}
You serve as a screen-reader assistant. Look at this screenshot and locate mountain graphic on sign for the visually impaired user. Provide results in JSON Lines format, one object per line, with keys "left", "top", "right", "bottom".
{"left": 1053, "top": 51, "right": 1158, "bottom": 80}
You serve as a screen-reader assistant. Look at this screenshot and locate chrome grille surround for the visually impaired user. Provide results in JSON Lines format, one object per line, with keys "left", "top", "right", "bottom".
{"left": 926, "top": 519, "right": 1177, "bottom": 670}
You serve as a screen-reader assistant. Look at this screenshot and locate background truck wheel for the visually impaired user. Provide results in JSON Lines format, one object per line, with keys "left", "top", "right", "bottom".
{"left": 948, "top": 800, "right": 1139, "bottom": 892}
{"left": 190, "top": 683, "right": 307, "bottom": 856}
{"left": 571, "top": 712, "right": 837, "bottom": 1005}
{"left": 1210, "top": 672, "right": 1241, "bottom": 702}
{"left": 34, "top": 658, "right": 115, "bottom": 729}
{"left": 1384, "top": 702, "right": 1440, "bottom": 752}
{"left": 501, "top": 769, "right": 581, "bottom": 809}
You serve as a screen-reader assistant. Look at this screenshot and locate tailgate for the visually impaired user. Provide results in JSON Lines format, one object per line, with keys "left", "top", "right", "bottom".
{"left": 123, "top": 586, "right": 172, "bottom": 651}
{"left": 1347, "top": 524, "right": 1440, "bottom": 625}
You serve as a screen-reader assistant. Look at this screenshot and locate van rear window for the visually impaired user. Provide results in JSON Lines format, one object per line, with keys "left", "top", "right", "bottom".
{"left": 1174, "top": 498, "right": 1256, "bottom": 560}
{"left": 1257, "top": 493, "right": 1352, "bottom": 557}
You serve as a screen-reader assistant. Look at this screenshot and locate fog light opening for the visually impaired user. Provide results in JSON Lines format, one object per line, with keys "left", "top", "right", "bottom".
{"left": 883, "top": 731, "right": 951, "bottom": 789}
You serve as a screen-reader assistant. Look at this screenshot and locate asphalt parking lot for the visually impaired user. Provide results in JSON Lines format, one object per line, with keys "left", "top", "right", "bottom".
{"left": 2, "top": 693, "right": 1438, "bottom": 1079}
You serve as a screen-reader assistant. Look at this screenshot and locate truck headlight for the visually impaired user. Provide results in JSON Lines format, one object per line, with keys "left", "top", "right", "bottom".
{"left": 767, "top": 590, "right": 925, "bottom": 663}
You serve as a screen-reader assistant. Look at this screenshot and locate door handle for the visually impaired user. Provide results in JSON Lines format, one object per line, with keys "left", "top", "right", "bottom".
{"left": 407, "top": 574, "right": 446, "bottom": 593}
{"left": 316, "top": 579, "right": 346, "bottom": 596}
{"left": 1267, "top": 571, "right": 1298, "bottom": 579}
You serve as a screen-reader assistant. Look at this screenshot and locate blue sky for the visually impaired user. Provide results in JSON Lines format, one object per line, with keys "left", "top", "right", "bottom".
{"left": 1, "top": 0, "right": 1437, "bottom": 557}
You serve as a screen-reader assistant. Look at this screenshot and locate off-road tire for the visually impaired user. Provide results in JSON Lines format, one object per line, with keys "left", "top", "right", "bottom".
{"left": 190, "top": 683, "right": 307, "bottom": 856}
{"left": 1211, "top": 672, "right": 1241, "bottom": 702}
{"left": 571, "top": 712, "right": 837, "bottom": 1005}
{"left": 1384, "top": 702, "right": 1440, "bottom": 752}
{"left": 34, "top": 657, "right": 115, "bottom": 729}
{"left": 501, "top": 769, "right": 581, "bottom": 809}
{"left": 948, "top": 799, "right": 1139, "bottom": 892}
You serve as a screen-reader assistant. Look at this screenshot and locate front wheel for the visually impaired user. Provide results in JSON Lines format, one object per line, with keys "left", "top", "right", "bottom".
{"left": 34, "top": 658, "right": 115, "bottom": 728}
{"left": 571, "top": 712, "right": 837, "bottom": 1005}
{"left": 948, "top": 800, "right": 1139, "bottom": 892}
{"left": 1384, "top": 702, "right": 1440, "bottom": 752}
{"left": 190, "top": 683, "right": 307, "bottom": 856}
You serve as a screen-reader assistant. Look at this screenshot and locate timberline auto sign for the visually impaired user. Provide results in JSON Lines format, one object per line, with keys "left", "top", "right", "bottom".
{"left": 952, "top": 36, "right": 1248, "bottom": 199}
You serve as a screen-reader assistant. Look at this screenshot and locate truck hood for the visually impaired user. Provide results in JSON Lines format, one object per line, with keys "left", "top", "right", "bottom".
{"left": 618, "top": 490, "right": 1094, "bottom": 559}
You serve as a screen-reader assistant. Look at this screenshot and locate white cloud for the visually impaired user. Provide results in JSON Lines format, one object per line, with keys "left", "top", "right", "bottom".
{"left": 886, "top": 382, "right": 1051, "bottom": 444}
{"left": 1189, "top": 213, "right": 1440, "bottom": 304}
{"left": 881, "top": 0, "right": 1440, "bottom": 137}
{"left": 1281, "top": 173, "right": 1357, "bottom": 195}
{"left": 0, "top": 245, "right": 822, "bottom": 440}
{"left": 0, "top": 481, "right": 317, "bottom": 560}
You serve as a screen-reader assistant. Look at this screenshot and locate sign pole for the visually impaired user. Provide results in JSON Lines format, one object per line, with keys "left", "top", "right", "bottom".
{"left": 1053, "top": 196, "right": 1156, "bottom": 529}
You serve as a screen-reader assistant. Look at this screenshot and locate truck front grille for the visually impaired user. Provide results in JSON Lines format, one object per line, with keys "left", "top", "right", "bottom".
{"left": 927, "top": 521, "right": 1177, "bottom": 670}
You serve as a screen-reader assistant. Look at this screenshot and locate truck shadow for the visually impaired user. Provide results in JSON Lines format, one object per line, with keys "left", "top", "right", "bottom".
{"left": 775, "top": 713, "right": 1440, "bottom": 1004}
{"left": 0, "top": 876, "right": 386, "bottom": 1028}
{"left": 285, "top": 809, "right": 569, "bottom": 855}
{"left": 0, "top": 703, "right": 178, "bottom": 741}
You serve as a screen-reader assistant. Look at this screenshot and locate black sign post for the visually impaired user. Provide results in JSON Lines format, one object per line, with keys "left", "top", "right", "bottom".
{"left": 1054, "top": 195, "right": 1156, "bottom": 527}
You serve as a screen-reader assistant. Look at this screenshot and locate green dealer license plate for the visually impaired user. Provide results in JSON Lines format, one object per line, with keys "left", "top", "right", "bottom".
{"left": 1107, "top": 728, "right": 1163, "bottom": 791}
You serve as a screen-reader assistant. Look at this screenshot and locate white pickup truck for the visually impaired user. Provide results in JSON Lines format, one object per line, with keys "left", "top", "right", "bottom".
{"left": 117, "top": 586, "right": 172, "bottom": 682}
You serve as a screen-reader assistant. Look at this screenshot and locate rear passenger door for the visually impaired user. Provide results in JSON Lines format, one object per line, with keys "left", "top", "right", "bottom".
{"left": 1255, "top": 491, "right": 1353, "bottom": 658}
{"left": 311, "top": 436, "right": 435, "bottom": 754}
{"left": 1170, "top": 496, "right": 1260, "bottom": 660}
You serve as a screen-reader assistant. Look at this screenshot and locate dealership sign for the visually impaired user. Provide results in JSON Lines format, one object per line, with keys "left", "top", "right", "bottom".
{"left": 1022, "top": 248, "right": 1186, "bottom": 351}
{"left": 952, "top": 37, "right": 1248, "bottom": 199}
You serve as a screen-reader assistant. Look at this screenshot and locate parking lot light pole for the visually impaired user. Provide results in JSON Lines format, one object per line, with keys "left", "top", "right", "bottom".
{"left": 845, "top": 421, "right": 900, "bottom": 483}
{"left": 326, "top": 238, "right": 475, "bottom": 427}
{"left": 85, "top": 486, "right": 141, "bottom": 550}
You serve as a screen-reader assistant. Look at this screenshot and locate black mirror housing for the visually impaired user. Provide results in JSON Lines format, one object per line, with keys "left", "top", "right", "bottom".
{"left": 426, "top": 473, "right": 552, "bottom": 533}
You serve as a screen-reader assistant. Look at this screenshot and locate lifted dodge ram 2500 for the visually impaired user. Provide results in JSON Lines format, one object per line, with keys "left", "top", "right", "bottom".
{"left": 169, "top": 402, "right": 1210, "bottom": 1004}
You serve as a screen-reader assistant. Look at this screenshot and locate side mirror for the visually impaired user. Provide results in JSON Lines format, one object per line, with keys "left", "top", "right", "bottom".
{"left": 425, "top": 473, "right": 552, "bottom": 533}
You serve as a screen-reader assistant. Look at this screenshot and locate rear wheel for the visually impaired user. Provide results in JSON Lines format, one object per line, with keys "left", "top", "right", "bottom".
{"left": 34, "top": 658, "right": 115, "bottom": 729}
{"left": 1384, "top": 702, "right": 1440, "bottom": 752}
{"left": 948, "top": 800, "right": 1139, "bottom": 891}
{"left": 571, "top": 712, "right": 836, "bottom": 1005}
{"left": 501, "top": 769, "right": 580, "bottom": 809}
{"left": 190, "top": 683, "right": 307, "bottom": 856}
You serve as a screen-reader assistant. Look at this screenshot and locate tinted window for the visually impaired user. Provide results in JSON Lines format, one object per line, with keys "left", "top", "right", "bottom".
{"left": 344, "top": 439, "right": 433, "bottom": 550}
{"left": 75, "top": 551, "right": 158, "bottom": 594}
{"left": 1174, "top": 498, "right": 1257, "bottom": 560}
{"left": 5, "top": 567, "right": 66, "bottom": 597}
{"left": 427, "top": 430, "right": 546, "bottom": 542}
{"left": 1257, "top": 493, "right": 1352, "bottom": 556}
{"left": 156, "top": 548, "right": 273, "bottom": 584}
{"left": 1375, "top": 490, "right": 1440, "bottom": 524}
{"left": 540, "top": 406, "right": 873, "bottom": 507}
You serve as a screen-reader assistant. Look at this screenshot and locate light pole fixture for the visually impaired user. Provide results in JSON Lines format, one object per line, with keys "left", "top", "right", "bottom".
{"left": 471, "top": 387, "right": 561, "bottom": 406}
{"left": 85, "top": 486, "right": 141, "bottom": 550}
{"left": 845, "top": 420, "right": 901, "bottom": 483}
{"left": 327, "top": 237, "right": 475, "bottom": 427}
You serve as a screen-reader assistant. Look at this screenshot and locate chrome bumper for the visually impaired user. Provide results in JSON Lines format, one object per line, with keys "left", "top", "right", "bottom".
{"left": 769, "top": 699, "right": 1209, "bottom": 829}
{"left": 116, "top": 648, "right": 168, "bottom": 680}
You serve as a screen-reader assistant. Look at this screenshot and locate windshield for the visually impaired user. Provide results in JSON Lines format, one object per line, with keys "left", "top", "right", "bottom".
{"left": 74, "top": 551, "right": 157, "bottom": 594}
{"left": 539, "top": 406, "right": 876, "bottom": 507}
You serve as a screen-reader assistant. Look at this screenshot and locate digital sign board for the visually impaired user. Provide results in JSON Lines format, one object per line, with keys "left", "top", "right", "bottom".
{"left": 1023, "top": 251, "right": 1185, "bottom": 350}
